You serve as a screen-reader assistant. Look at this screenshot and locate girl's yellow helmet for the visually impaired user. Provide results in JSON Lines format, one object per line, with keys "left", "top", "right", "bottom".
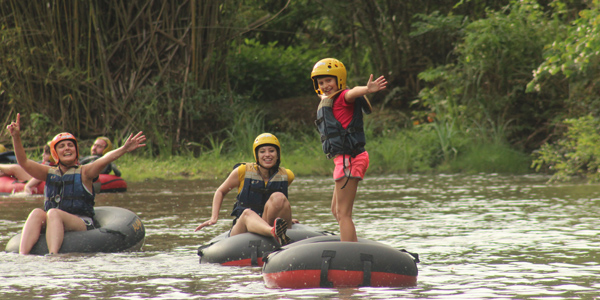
{"left": 253, "top": 133, "right": 281, "bottom": 164}
{"left": 310, "top": 58, "right": 347, "bottom": 95}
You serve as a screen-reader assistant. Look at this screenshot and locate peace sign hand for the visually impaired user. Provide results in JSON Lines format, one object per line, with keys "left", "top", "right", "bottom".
{"left": 6, "top": 113, "right": 21, "bottom": 137}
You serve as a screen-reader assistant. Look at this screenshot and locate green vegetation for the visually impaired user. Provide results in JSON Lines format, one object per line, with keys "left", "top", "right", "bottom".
{"left": 2, "top": 0, "right": 600, "bottom": 181}
{"left": 532, "top": 115, "right": 600, "bottom": 182}
{"left": 117, "top": 112, "right": 532, "bottom": 182}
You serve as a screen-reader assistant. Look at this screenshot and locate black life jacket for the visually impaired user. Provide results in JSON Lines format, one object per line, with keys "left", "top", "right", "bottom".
{"left": 44, "top": 166, "right": 95, "bottom": 217}
{"left": 231, "top": 163, "right": 289, "bottom": 218}
{"left": 315, "top": 91, "right": 371, "bottom": 159}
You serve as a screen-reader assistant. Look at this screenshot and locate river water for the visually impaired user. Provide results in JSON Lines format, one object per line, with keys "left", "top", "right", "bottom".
{"left": 1, "top": 174, "right": 599, "bottom": 299}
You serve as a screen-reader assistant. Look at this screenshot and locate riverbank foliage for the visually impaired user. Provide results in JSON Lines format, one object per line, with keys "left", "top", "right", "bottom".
{"left": 1, "top": 0, "right": 599, "bottom": 181}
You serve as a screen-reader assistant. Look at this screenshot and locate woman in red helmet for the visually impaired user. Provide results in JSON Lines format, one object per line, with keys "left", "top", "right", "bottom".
{"left": 6, "top": 113, "right": 146, "bottom": 255}
{"left": 194, "top": 133, "right": 294, "bottom": 246}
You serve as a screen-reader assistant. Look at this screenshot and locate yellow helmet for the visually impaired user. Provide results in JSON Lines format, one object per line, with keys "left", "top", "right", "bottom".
{"left": 252, "top": 133, "right": 281, "bottom": 164}
{"left": 310, "top": 58, "right": 347, "bottom": 95}
{"left": 0, "top": 144, "right": 6, "bottom": 153}
{"left": 92, "top": 136, "right": 113, "bottom": 156}
{"left": 50, "top": 132, "right": 79, "bottom": 163}
{"left": 45, "top": 141, "right": 56, "bottom": 164}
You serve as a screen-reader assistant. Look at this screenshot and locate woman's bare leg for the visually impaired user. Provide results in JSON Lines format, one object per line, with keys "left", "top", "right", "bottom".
{"left": 261, "top": 192, "right": 292, "bottom": 228}
{"left": 45, "top": 209, "right": 86, "bottom": 254}
{"left": 19, "top": 208, "right": 47, "bottom": 254}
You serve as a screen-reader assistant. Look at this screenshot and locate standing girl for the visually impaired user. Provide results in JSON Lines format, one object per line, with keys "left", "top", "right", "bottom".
{"left": 310, "top": 58, "right": 387, "bottom": 242}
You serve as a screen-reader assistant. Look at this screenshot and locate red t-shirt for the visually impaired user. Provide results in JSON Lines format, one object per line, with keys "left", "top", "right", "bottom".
{"left": 332, "top": 89, "right": 354, "bottom": 129}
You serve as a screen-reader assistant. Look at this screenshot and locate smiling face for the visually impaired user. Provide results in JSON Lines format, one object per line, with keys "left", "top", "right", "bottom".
{"left": 257, "top": 145, "right": 279, "bottom": 169}
{"left": 56, "top": 140, "right": 78, "bottom": 164}
{"left": 316, "top": 76, "right": 339, "bottom": 96}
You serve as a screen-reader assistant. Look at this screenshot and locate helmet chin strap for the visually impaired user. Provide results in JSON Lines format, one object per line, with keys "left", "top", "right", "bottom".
{"left": 58, "top": 159, "right": 79, "bottom": 172}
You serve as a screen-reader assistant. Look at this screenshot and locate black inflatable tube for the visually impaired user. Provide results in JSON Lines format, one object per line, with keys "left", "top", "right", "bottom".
{"left": 0, "top": 151, "right": 16, "bottom": 164}
{"left": 4, "top": 206, "right": 145, "bottom": 255}
{"left": 262, "top": 236, "right": 419, "bottom": 288}
{"left": 198, "top": 223, "right": 333, "bottom": 266}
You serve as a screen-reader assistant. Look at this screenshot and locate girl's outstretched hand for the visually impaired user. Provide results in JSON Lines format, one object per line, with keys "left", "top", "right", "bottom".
{"left": 366, "top": 74, "right": 388, "bottom": 93}
{"left": 6, "top": 113, "right": 21, "bottom": 137}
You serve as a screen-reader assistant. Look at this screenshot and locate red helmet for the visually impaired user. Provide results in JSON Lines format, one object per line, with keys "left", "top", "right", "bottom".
{"left": 50, "top": 132, "right": 79, "bottom": 163}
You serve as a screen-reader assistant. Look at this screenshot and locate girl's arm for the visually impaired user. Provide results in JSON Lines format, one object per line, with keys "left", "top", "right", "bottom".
{"left": 6, "top": 113, "right": 50, "bottom": 181}
{"left": 195, "top": 168, "right": 240, "bottom": 231}
{"left": 81, "top": 132, "right": 146, "bottom": 182}
{"left": 24, "top": 178, "right": 43, "bottom": 194}
{"left": 344, "top": 74, "right": 387, "bottom": 103}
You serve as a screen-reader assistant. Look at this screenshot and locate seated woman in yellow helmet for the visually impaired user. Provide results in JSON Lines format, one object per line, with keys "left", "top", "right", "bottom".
{"left": 79, "top": 137, "right": 122, "bottom": 177}
{"left": 194, "top": 133, "right": 294, "bottom": 246}
{"left": 6, "top": 113, "right": 146, "bottom": 254}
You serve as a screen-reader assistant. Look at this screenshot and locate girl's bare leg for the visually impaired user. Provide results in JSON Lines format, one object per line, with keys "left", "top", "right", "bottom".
{"left": 333, "top": 178, "right": 359, "bottom": 242}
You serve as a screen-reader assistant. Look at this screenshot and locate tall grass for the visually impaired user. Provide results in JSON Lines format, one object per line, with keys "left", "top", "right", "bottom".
{"left": 0, "top": 0, "right": 264, "bottom": 151}
{"left": 116, "top": 122, "right": 533, "bottom": 182}
{"left": 447, "top": 142, "right": 531, "bottom": 174}
{"left": 223, "top": 108, "right": 267, "bottom": 159}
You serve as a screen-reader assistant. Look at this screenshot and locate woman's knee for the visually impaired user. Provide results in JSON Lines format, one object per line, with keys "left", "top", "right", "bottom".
{"left": 239, "top": 208, "right": 256, "bottom": 220}
{"left": 46, "top": 208, "right": 64, "bottom": 222}
{"left": 28, "top": 208, "right": 47, "bottom": 221}
{"left": 266, "top": 192, "right": 290, "bottom": 209}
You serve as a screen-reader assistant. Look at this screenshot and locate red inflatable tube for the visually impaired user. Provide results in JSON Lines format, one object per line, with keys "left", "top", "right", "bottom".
{"left": 0, "top": 174, "right": 127, "bottom": 194}
{"left": 262, "top": 237, "right": 419, "bottom": 288}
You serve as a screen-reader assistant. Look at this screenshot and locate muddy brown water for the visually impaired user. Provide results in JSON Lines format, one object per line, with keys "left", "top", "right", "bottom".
{"left": 1, "top": 174, "right": 599, "bottom": 299}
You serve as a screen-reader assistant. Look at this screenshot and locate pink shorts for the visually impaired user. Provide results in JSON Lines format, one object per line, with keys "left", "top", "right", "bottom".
{"left": 333, "top": 151, "right": 369, "bottom": 181}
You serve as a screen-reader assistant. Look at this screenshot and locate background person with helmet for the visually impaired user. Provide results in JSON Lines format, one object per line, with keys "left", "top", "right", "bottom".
{"left": 22, "top": 142, "right": 57, "bottom": 194}
{"left": 0, "top": 142, "right": 55, "bottom": 187}
{"left": 6, "top": 113, "right": 146, "bottom": 255}
{"left": 310, "top": 58, "right": 387, "bottom": 242}
{"left": 195, "top": 133, "right": 294, "bottom": 246}
{"left": 79, "top": 136, "right": 122, "bottom": 177}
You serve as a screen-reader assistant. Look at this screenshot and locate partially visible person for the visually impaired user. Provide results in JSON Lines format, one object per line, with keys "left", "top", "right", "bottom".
{"left": 0, "top": 143, "right": 53, "bottom": 183}
{"left": 195, "top": 133, "right": 294, "bottom": 246}
{"left": 0, "top": 163, "right": 32, "bottom": 182}
{"left": 310, "top": 58, "right": 387, "bottom": 242}
{"left": 6, "top": 113, "right": 146, "bottom": 254}
{"left": 79, "top": 137, "right": 121, "bottom": 177}
{"left": 23, "top": 143, "right": 55, "bottom": 194}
